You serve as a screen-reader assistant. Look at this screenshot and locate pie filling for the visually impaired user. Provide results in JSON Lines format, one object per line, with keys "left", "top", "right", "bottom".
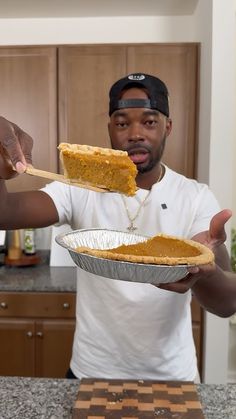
{"left": 107, "top": 236, "right": 201, "bottom": 258}
{"left": 75, "top": 233, "right": 214, "bottom": 266}
{"left": 58, "top": 143, "right": 138, "bottom": 196}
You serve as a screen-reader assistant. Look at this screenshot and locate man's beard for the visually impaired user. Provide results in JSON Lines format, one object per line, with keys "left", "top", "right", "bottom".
{"left": 137, "top": 136, "right": 166, "bottom": 174}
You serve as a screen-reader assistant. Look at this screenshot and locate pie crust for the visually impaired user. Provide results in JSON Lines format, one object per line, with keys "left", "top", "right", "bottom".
{"left": 75, "top": 233, "right": 214, "bottom": 266}
{"left": 58, "top": 143, "right": 138, "bottom": 196}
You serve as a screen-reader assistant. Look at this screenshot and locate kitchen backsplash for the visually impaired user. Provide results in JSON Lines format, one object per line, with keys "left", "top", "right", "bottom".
{"left": 34, "top": 226, "right": 52, "bottom": 250}
{"left": 5, "top": 225, "right": 75, "bottom": 267}
{"left": 6, "top": 226, "right": 52, "bottom": 251}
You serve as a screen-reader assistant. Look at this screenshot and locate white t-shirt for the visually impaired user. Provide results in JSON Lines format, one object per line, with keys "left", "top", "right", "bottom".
{"left": 42, "top": 165, "right": 220, "bottom": 380}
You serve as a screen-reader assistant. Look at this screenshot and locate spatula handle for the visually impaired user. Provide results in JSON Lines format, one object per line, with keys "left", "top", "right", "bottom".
{"left": 25, "top": 166, "right": 107, "bottom": 193}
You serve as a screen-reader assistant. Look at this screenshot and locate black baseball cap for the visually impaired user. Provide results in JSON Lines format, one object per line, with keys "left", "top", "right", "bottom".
{"left": 109, "top": 73, "right": 169, "bottom": 117}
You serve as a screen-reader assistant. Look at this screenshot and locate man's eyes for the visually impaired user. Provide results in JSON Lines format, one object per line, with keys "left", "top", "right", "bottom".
{"left": 145, "top": 120, "right": 158, "bottom": 126}
{"left": 115, "top": 121, "right": 128, "bottom": 128}
{"left": 115, "top": 119, "right": 158, "bottom": 128}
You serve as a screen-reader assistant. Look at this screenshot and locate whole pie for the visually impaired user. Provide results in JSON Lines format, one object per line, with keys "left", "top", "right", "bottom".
{"left": 58, "top": 143, "right": 138, "bottom": 196}
{"left": 75, "top": 233, "right": 214, "bottom": 266}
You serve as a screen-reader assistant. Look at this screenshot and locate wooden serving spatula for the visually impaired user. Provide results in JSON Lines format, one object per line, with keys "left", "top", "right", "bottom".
{"left": 25, "top": 166, "right": 108, "bottom": 193}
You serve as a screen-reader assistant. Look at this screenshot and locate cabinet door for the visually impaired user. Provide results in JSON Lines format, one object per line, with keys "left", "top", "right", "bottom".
{"left": 191, "top": 297, "right": 203, "bottom": 377}
{"left": 127, "top": 43, "right": 199, "bottom": 178}
{"left": 0, "top": 47, "right": 58, "bottom": 191}
{"left": 192, "top": 323, "right": 202, "bottom": 376}
{"left": 58, "top": 45, "right": 127, "bottom": 149}
{"left": 0, "top": 318, "right": 35, "bottom": 376}
{"left": 35, "top": 319, "right": 75, "bottom": 378}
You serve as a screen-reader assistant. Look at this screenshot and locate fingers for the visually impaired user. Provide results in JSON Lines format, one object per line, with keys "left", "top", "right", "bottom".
{"left": 11, "top": 121, "right": 33, "bottom": 165}
{"left": 157, "top": 275, "right": 198, "bottom": 293}
{"left": 0, "top": 116, "right": 33, "bottom": 176}
{"left": 0, "top": 117, "right": 25, "bottom": 168}
{"left": 154, "top": 261, "right": 216, "bottom": 293}
{"left": 192, "top": 209, "right": 232, "bottom": 250}
{"left": 209, "top": 209, "right": 232, "bottom": 243}
{"left": 0, "top": 147, "right": 19, "bottom": 179}
{"left": 187, "top": 266, "right": 200, "bottom": 274}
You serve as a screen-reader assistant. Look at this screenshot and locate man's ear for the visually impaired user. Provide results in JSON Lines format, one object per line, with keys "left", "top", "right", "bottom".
{"left": 166, "top": 118, "right": 172, "bottom": 137}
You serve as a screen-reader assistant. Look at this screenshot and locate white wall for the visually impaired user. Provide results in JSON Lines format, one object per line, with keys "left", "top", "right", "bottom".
{"left": 209, "top": 0, "right": 235, "bottom": 383}
{"left": 233, "top": 1, "right": 236, "bottom": 230}
{"left": 230, "top": 0, "right": 236, "bottom": 384}
{"left": 194, "top": 0, "right": 236, "bottom": 384}
{"left": 0, "top": 16, "right": 196, "bottom": 46}
{"left": 0, "top": 0, "right": 235, "bottom": 384}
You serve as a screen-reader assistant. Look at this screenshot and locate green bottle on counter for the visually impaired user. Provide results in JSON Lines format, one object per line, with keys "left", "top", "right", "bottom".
{"left": 24, "top": 228, "right": 36, "bottom": 255}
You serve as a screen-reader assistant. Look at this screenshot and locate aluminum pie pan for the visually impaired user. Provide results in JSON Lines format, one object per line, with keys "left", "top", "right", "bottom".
{"left": 55, "top": 228, "right": 191, "bottom": 285}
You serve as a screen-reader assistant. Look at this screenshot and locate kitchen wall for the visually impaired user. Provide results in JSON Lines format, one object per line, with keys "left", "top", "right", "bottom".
{"left": 0, "top": 0, "right": 235, "bottom": 384}
{"left": 229, "top": 1, "right": 236, "bottom": 383}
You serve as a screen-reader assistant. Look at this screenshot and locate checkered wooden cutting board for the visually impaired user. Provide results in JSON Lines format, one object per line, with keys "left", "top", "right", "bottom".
{"left": 72, "top": 378, "right": 205, "bottom": 418}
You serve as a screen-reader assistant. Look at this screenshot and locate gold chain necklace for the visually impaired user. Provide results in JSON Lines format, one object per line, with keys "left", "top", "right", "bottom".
{"left": 121, "top": 164, "right": 164, "bottom": 232}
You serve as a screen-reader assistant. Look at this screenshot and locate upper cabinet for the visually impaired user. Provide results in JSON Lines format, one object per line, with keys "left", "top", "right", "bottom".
{"left": 0, "top": 43, "right": 199, "bottom": 192}
{"left": 126, "top": 44, "right": 199, "bottom": 178}
{"left": 58, "top": 44, "right": 199, "bottom": 178}
{"left": 0, "top": 47, "right": 57, "bottom": 192}
{"left": 58, "top": 45, "right": 127, "bottom": 148}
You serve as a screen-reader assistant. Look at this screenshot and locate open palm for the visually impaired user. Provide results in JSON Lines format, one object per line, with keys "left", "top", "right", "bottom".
{"left": 191, "top": 209, "right": 232, "bottom": 250}
{"left": 156, "top": 209, "right": 232, "bottom": 293}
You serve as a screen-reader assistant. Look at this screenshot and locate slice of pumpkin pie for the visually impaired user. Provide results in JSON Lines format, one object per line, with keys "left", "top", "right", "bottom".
{"left": 75, "top": 233, "right": 214, "bottom": 266}
{"left": 58, "top": 143, "right": 138, "bottom": 196}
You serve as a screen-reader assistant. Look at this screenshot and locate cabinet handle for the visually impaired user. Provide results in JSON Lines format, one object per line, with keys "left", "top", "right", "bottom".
{"left": 36, "top": 332, "right": 43, "bottom": 338}
{"left": 63, "top": 302, "right": 70, "bottom": 309}
{"left": 26, "top": 331, "right": 33, "bottom": 338}
{"left": 0, "top": 302, "right": 8, "bottom": 309}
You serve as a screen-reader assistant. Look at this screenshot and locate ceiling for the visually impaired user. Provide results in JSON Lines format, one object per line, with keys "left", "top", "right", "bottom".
{"left": 0, "top": 0, "right": 199, "bottom": 18}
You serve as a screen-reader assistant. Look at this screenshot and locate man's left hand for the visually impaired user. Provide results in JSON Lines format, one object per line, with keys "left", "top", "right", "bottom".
{"left": 155, "top": 209, "right": 232, "bottom": 293}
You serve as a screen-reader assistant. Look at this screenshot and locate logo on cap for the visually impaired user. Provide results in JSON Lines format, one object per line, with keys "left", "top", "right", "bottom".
{"left": 128, "top": 74, "right": 145, "bottom": 81}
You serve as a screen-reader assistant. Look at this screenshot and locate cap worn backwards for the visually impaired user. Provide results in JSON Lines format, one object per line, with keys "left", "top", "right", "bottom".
{"left": 109, "top": 73, "right": 169, "bottom": 117}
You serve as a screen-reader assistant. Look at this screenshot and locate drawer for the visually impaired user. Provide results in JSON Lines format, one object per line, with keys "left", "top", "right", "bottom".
{"left": 0, "top": 292, "right": 76, "bottom": 318}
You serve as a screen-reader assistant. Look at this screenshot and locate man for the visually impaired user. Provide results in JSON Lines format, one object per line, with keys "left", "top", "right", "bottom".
{"left": 0, "top": 73, "right": 235, "bottom": 382}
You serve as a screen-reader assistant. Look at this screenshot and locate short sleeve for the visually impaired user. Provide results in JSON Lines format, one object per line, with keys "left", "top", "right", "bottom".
{"left": 41, "top": 181, "right": 73, "bottom": 225}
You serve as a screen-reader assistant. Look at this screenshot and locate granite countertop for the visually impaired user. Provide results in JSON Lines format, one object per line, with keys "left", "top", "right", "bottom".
{"left": 0, "top": 377, "right": 234, "bottom": 419}
{"left": 0, "top": 252, "right": 77, "bottom": 293}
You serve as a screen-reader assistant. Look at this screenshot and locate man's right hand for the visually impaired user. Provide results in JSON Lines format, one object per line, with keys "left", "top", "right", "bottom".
{"left": 0, "top": 116, "right": 33, "bottom": 179}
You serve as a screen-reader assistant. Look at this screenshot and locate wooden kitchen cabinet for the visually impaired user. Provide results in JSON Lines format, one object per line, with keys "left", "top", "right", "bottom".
{"left": 58, "top": 43, "right": 199, "bottom": 178}
{"left": 58, "top": 45, "right": 127, "bottom": 148}
{"left": 191, "top": 296, "right": 203, "bottom": 377}
{"left": 0, "top": 318, "right": 35, "bottom": 376}
{"left": 0, "top": 46, "right": 58, "bottom": 192}
{"left": 126, "top": 44, "right": 199, "bottom": 178}
{"left": 0, "top": 292, "right": 76, "bottom": 378}
{"left": 0, "top": 291, "right": 204, "bottom": 378}
{"left": 0, "top": 43, "right": 199, "bottom": 180}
